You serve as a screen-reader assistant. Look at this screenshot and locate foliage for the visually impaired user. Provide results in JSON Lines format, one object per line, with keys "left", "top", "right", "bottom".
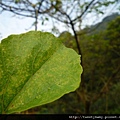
{"left": 106, "top": 16, "right": 120, "bottom": 53}
{"left": 78, "top": 16, "right": 120, "bottom": 113}
{"left": 33, "top": 15, "right": 120, "bottom": 114}
{"left": 0, "top": 31, "right": 82, "bottom": 114}
{"left": 0, "top": 0, "right": 120, "bottom": 114}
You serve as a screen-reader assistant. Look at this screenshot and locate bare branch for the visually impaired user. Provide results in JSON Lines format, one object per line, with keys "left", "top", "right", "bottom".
{"left": 72, "top": 0, "right": 96, "bottom": 23}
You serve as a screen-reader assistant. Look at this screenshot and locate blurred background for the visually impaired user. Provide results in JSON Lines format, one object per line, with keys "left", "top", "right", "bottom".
{"left": 0, "top": 0, "right": 120, "bottom": 114}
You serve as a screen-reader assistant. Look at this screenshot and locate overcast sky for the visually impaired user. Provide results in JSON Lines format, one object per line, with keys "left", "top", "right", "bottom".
{"left": 0, "top": 11, "right": 106, "bottom": 42}
{"left": 0, "top": 12, "right": 34, "bottom": 41}
{"left": 0, "top": 11, "right": 67, "bottom": 42}
{"left": 0, "top": 1, "right": 119, "bottom": 42}
{"left": 0, "top": 13, "right": 48, "bottom": 41}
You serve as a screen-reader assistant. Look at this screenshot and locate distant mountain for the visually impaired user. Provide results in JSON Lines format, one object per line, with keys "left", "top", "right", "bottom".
{"left": 86, "top": 13, "right": 120, "bottom": 35}
{"left": 59, "top": 13, "right": 120, "bottom": 37}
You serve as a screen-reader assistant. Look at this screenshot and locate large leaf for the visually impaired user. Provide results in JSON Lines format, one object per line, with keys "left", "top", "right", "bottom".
{"left": 0, "top": 31, "right": 82, "bottom": 114}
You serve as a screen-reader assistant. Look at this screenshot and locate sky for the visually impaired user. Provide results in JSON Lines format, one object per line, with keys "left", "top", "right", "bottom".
{"left": 0, "top": 11, "right": 66, "bottom": 42}
{"left": 0, "top": 10, "right": 108, "bottom": 42}
{"left": 0, "top": 12, "right": 67, "bottom": 42}
{"left": 0, "top": 1, "right": 119, "bottom": 42}
{"left": 0, "top": 12, "right": 33, "bottom": 40}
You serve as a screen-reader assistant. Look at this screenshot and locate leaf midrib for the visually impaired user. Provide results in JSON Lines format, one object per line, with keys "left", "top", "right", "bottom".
{"left": 5, "top": 44, "right": 63, "bottom": 113}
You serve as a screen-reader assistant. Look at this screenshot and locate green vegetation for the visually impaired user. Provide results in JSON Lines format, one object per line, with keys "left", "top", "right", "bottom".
{"left": 0, "top": 31, "right": 82, "bottom": 114}
{"left": 0, "top": 0, "right": 120, "bottom": 114}
{"left": 27, "top": 14, "right": 120, "bottom": 114}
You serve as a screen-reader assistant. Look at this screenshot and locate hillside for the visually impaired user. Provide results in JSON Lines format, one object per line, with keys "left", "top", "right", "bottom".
{"left": 86, "top": 12, "right": 120, "bottom": 35}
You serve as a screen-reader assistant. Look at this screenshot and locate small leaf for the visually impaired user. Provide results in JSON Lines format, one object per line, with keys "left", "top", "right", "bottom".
{"left": 0, "top": 31, "right": 82, "bottom": 114}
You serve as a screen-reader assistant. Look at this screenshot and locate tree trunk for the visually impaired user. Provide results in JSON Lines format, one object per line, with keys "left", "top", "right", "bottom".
{"left": 85, "top": 100, "right": 91, "bottom": 114}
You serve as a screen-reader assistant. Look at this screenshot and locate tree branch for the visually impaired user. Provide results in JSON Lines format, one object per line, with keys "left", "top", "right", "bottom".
{"left": 72, "top": 0, "right": 96, "bottom": 23}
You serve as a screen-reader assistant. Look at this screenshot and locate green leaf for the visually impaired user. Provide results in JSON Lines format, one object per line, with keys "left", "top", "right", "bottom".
{"left": 0, "top": 31, "right": 82, "bottom": 114}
